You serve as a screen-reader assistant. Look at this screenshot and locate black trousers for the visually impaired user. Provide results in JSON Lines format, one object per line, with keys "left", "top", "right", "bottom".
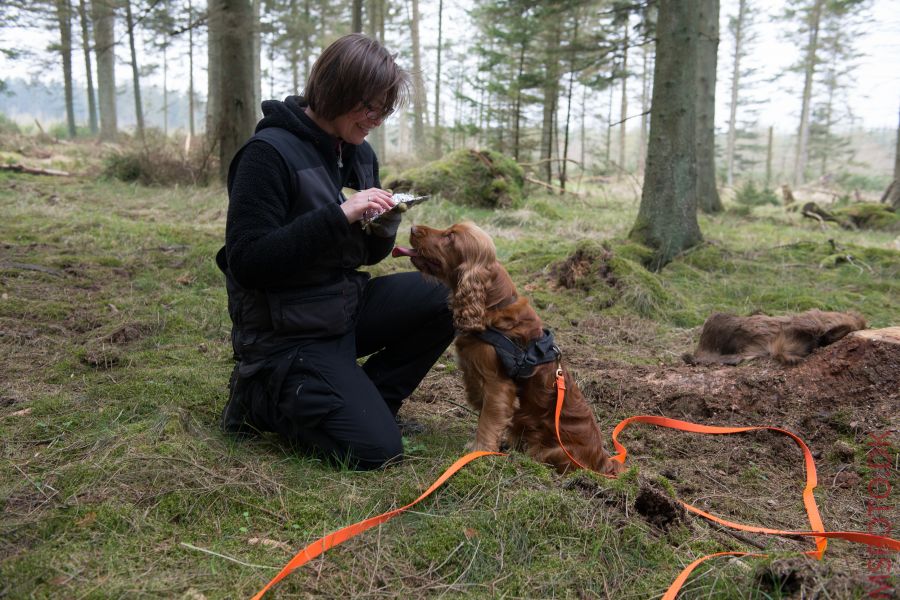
{"left": 248, "top": 272, "right": 454, "bottom": 470}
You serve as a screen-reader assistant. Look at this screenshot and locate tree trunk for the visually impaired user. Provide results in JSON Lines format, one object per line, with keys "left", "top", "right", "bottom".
{"left": 56, "top": 0, "right": 77, "bottom": 139}
{"left": 638, "top": 43, "right": 651, "bottom": 174}
{"left": 433, "top": 0, "right": 443, "bottom": 157}
{"left": 696, "top": 0, "right": 722, "bottom": 213}
{"left": 91, "top": 0, "right": 117, "bottom": 141}
{"left": 76, "top": 0, "right": 98, "bottom": 135}
{"left": 561, "top": 68, "right": 574, "bottom": 192}
{"left": 883, "top": 102, "right": 900, "bottom": 209}
{"left": 765, "top": 125, "right": 774, "bottom": 189}
{"left": 289, "top": 0, "right": 299, "bottom": 93}
{"left": 251, "top": 0, "right": 261, "bottom": 118}
{"left": 605, "top": 80, "right": 613, "bottom": 166}
{"left": 188, "top": 0, "right": 195, "bottom": 138}
{"left": 541, "top": 23, "right": 561, "bottom": 184}
{"left": 628, "top": 0, "right": 703, "bottom": 270}
{"left": 124, "top": 0, "right": 145, "bottom": 141}
{"left": 580, "top": 84, "right": 586, "bottom": 171}
{"left": 162, "top": 5, "right": 169, "bottom": 136}
{"left": 618, "top": 20, "right": 628, "bottom": 171}
{"left": 793, "top": 0, "right": 824, "bottom": 187}
{"left": 210, "top": 0, "right": 258, "bottom": 182}
{"left": 725, "top": 0, "right": 746, "bottom": 187}
{"left": 368, "top": 0, "right": 386, "bottom": 159}
{"left": 561, "top": 15, "right": 579, "bottom": 193}
{"left": 512, "top": 41, "right": 526, "bottom": 161}
{"left": 353, "top": 0, "right": 363, "bottom": 32}
{"left": 409, "top": 0, "right": 425, "bottom": 153}
{"left": 207, "top": 0, "right": 223, "bottom": 145}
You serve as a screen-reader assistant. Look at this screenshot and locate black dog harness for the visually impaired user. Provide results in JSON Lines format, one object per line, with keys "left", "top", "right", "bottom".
{"left": 475, "top": 327, "right": 560, "bottom": 379}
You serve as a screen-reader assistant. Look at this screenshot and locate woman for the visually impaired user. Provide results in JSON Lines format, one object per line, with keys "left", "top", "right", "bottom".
{"left": 215, "top": 34, "right": 454, "bottom": 470}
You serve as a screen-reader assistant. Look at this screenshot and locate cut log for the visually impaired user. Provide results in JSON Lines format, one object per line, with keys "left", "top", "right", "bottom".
{"left": 0, "top": 164, "right": 71, "bottom": 177}
{"left": 850, "top": 326, "right": 900, "bottom": 344}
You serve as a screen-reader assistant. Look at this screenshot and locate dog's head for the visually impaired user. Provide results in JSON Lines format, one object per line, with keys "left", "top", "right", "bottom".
{"left": 393, "top": 222, "right": 498, "bottom": 331}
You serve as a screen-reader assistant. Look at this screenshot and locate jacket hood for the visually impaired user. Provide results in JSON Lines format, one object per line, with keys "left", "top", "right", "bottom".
{"left": 256, "top": 95, "right": 333, "bottom": 146}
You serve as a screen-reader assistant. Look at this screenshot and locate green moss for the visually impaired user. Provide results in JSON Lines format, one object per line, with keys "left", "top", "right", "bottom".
{"left": 833, "top": 202, "right": 900, "bottom": 231}
{"left": 551, "top": 239, "right": 681, "bottom": 319}
{"left": 384, "top": 149, "right": 525, "bottom": 208}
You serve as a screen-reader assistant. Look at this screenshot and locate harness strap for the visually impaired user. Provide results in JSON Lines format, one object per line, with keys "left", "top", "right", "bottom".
{"left": 475, "top": 327, "right": 559, "bottom": 379}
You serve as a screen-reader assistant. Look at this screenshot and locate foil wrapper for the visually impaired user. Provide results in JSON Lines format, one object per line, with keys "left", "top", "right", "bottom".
{"left": 362, "top": 193, "right": 431, "bottom": 228}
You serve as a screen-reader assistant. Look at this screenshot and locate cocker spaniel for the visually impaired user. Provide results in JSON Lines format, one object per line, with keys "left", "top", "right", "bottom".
{"left": 393, "top": 222, "right": 622, "bottom": 475}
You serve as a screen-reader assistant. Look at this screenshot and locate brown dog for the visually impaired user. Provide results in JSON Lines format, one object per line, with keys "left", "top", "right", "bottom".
{"left": 394, "top": 222, "right": 622, "bottom": 475}
{"left": 683, "top": 310, "right": 866, "bottom": 366}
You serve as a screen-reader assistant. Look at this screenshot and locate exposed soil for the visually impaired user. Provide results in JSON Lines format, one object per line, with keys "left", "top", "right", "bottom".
{"left": 404, "top": 322, "right": 899, "bottom": 594}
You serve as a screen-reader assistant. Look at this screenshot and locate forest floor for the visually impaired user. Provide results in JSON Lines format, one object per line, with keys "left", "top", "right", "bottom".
{"left": 0, "top": 137, "right": 898, "bottom": 599}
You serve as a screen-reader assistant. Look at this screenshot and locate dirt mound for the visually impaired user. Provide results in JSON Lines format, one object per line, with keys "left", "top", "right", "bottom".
{"left": 555, "top": 244, "right": 618, "bottom": 291}
{"left": 552, "top": 241, "right": 679, "bottom": 318}
{"left": 634, "top": 483, "right": 686, "bottom": 530}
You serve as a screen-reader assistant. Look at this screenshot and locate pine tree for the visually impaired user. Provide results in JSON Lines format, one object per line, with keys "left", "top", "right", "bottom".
{"left": 695, "top": 0, "right": 721, "bottom": 213}
{"left": 805, "top": 4, "right": 867, "bottom": 178}
{"left": 724, "top": 0, "right": 765, "bottom": 187}
{"left": 629, "top": 0, "right": 703, "bottom": 270}
{"left": 92, "top": 0, "right": 118, "bottom": 140}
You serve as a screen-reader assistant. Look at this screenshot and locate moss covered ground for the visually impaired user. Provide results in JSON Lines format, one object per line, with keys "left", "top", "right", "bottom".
{"left": 1, "top": 154, "right": 896, "bottom": 599}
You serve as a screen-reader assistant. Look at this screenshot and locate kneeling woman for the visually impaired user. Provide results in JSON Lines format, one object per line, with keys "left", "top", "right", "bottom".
{"left": 216, "top": 33, "right": 454, "bottom": 469}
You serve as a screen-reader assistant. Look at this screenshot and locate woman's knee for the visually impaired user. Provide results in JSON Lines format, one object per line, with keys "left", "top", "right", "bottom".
{"left": 348, "top": 434, "right": 404, "bottom": 470}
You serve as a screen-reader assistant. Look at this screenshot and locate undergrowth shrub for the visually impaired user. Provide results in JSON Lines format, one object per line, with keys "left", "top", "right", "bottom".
{"left": 0, "top": 113, "right": 21, "bottom": 135}
{"left": 103, "top": 129, "right": 217, "bottom": 186}
{"left": 48, "top": 122, "right": 93, "bottom": 139}
{"left": 835, "top": 171, "right": 891, "bottom": 192}
{"left": 734, "top": 180, "right": 779, "bottom": 207}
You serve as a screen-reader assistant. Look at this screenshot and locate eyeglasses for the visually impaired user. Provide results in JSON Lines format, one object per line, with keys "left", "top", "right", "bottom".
{"left": 362, "top": 100, "right": 394, "bottom": 121}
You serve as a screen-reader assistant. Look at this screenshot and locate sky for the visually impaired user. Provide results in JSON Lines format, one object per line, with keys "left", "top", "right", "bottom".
{"left": 1, "top": 0, "right": 898, "bottom": 133}
{"left": 724, "top": 0, "right": 900, "bottom": 132}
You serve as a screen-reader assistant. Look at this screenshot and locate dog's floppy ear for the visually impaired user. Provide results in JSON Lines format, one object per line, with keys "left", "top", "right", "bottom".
{"left": 452, "top": 263, "right": 490, "bottom": 331}
{"left": 447, "top": 222, "right": 498, "bottom": 332}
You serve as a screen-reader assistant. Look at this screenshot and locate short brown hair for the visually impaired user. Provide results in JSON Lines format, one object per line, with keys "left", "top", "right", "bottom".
{"left": 304, "top": 34, "right": 410, "bottom": 121}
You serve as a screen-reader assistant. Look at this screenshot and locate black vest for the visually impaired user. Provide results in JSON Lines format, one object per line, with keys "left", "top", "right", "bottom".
{"left": 217, "top": 127, "right": 376, "bottom": 371}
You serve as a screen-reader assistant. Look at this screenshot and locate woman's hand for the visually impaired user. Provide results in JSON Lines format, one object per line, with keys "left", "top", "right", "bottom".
{"left": 341, "top": 188, "right": 395, "bottom": 223}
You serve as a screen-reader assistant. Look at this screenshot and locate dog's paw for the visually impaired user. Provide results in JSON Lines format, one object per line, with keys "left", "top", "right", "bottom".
{"left": 465, "top": 439, "right": 501, "bottom": 453}
{"left": 600, "top": 457, "right": 626, "bottom": 476}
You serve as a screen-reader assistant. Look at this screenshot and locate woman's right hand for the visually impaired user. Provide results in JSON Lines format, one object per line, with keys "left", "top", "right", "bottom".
{"left": 341, "top": 188, "right": 395, "bottom": 223}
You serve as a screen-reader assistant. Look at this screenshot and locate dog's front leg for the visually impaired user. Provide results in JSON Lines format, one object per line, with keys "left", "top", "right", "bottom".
{"left": 470, "top": 380, "right": 517, "bottom": 452}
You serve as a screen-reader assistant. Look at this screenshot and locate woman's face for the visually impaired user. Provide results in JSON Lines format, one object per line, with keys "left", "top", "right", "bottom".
{"left": 332, "top": 101, "right": 390, "bottom": 145}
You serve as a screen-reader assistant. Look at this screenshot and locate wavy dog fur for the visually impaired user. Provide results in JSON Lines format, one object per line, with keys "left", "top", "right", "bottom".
{"left": 684, "top": 310, "right": 866, "bottom": 366}
{"left": 405, "top": 222, "right": 622, "bottom": 475}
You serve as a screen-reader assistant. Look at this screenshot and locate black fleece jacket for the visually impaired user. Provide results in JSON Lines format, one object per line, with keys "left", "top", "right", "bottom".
{"left": 223, "top": 96, "right": 393, "bottom": 291}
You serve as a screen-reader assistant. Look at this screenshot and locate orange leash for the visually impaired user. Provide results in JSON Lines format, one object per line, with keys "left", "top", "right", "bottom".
{"left": 251, "top": 373, "right": 898, "bottom": 599}
{"left": 552, "top": 371, "right": 900, "bottom": 599}
{"left": 250, "top": 450, "right": 503, "bottom": 600}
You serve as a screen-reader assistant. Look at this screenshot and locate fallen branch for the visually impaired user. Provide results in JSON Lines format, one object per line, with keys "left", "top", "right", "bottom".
{"left": 0, "top": 164, "right": 71, "bottom": 177}
{"left": 523, "top": 175, "right": 585, "bottom": 196}
{"left": 518, "top": 157, "right": 582, "bottom": 168}
{"left": 800, "top": 202, "right": 854, "bottom": 230}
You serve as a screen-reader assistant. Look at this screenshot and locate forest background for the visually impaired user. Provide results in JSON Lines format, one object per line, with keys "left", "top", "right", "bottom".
{"left": 1, "top": 0, "right": 899, "bottom": 598}
{"left": 0, "top": 0, "right": 898, "bottom": 194}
